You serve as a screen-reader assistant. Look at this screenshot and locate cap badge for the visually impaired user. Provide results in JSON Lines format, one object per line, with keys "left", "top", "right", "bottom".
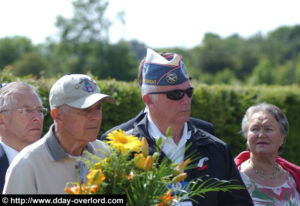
{"left": 166, "top": 72, "right": 178, "bottom": 84}
{"left": 79, "top": 78, "right": 96, "bottom": 93}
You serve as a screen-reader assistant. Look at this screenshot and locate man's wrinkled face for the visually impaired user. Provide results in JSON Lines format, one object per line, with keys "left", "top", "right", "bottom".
{"left": 148, "top": 81, "right": 192, "bottom": 125}
{"left": 2, "top": 91, "right": 44, "bottom": 148}
{"left": 60, "top": 102, "right": 103, "bottom": 144}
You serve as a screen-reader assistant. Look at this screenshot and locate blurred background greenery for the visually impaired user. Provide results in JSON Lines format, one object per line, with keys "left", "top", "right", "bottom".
{"left": 0, "top": 0, "right": 299, "bottom": 86}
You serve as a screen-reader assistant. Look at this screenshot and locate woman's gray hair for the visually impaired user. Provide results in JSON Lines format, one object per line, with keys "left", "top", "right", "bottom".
{"left": 241, "top": 102, "right": 289, "bottom": 153}
{"left": 0, "top": 81, "right": 41, "bottom": 112}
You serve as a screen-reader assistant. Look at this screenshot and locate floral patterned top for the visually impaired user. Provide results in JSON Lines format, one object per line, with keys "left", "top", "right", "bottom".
{"left": 240, "top": 171, "right": 300, "bottom": 206}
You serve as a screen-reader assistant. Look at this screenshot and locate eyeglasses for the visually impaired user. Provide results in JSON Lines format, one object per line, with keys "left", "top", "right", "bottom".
{"left": 0, "top": 107, "right": 48, "bottom": 117}
{"left": 148, "top": 87, "right": 194, "bottom": 100}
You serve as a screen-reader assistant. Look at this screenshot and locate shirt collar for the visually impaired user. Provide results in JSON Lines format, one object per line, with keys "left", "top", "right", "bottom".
{"left": 45, "top": 124, "right": 95, "bottom": 161}
{"left": 0, "top": 141, "right": 18, "bottom": 164}
{"left": 147, "top": 113, "right": 191, "bottom": 163}
{"left": 147, "top": 113, "right": 190, "bottom": 142}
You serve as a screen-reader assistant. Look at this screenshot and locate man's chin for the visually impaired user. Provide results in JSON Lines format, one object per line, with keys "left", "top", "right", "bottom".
{"left": 87, "top": 137, "right": 98, "bottom": 143}
{"left": 86, "top": 134, "right": 98, "bottom": 142}
{"left": 177, "top": 113, "right": 190, "bottom": 121}
{"left": 29, "top": 130, "right": 42, "bottom": 139}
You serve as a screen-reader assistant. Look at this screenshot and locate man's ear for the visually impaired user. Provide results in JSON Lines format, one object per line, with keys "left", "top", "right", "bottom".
{"left": 51, "top": 108, "right": 62, "bottom": 122}
{"left": 143, "top": 94, "right": 154, "bottom": 108}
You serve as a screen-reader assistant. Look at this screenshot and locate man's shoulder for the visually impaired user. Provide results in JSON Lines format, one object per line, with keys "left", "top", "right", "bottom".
{"left": 0, "top": 143, "right": 7, "bottom": 158}
{"left": 5, "top": 138, "right": 47, "bottom": 178}
{"left": 90, "top": 139, "right": 109, "bottom": 158}
{"left": 90, "top": 139, "right": 108, "bottom": 149}
{"left": 12, "top": 138, "right": 46, "bottom": 163}
{"left": 189, "top": 117, "right": 216, "bottom": 136}
{"left": 100, "top": 109, "right": 146, "bottom": 140}
{"left": 188, "top": 119, "right": 228, "bottom": 149}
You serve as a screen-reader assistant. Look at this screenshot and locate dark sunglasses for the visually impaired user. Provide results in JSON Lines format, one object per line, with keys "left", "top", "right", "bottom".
{"left": 148, "top": 87, "right": 194, "bottom": 100}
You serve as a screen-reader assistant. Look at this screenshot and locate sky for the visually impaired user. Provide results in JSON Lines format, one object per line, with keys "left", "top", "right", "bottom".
{"left": 0, "top": 0, "right": 300, "bottom": 49}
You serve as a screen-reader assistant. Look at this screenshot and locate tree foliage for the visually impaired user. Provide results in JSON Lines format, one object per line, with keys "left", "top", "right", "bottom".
{"left": 44, "top": 0, "right": 138, "bottom": 80}
{"left": 55, "top": 0, "right": 111, "bottom": 43}
{"left": 0, "top": 36, "right": 34, "bottom": 69}
{"left": 0, "top": 3, "right": 299, "bottom": 86}
{"left": 12, "top": 52, "right": 49, "bottom": 78}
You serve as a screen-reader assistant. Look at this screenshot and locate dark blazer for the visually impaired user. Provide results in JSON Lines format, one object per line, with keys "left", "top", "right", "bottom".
{"left": 0, "top": 144, "right": 9, "bottom": 194}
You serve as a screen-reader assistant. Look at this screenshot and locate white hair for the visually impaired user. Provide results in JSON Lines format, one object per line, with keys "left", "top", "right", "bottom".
{"left": 140, "top": 84, "right": 160, "bottom": 101}
{"left": 141, "top": 84, "right": 157, "bottom": 95}
{"left": 0, "top": 81, "right": 41, "bottom": 112}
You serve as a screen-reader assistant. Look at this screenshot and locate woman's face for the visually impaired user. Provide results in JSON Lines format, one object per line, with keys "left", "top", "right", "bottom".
{"left": 247, "top": 111, "right": 284, "bottom": 156}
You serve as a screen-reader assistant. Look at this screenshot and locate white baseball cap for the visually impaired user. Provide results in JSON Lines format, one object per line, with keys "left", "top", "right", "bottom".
{"left": 49, "top": 74, "right": 114, "bottom": 109}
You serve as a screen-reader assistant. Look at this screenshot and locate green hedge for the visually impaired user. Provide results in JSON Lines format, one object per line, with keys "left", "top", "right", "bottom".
{"left": 191, "top": 84, "right": 300, "bottom": 165}
{"left": 2, "top": 74, "right": 300, "bottom": 165}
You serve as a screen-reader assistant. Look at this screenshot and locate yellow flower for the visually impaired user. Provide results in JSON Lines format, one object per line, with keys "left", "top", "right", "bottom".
{"left": 86, "top": 169, "right": 106, "bottom": 185}
{"left": 155, "top": 190, "right": 177, "bottom": 206}
{"left": 134, "top": 153, "right": 153, "bottom": 171}
{"left": 141, "top": 137, "right": 149, "bottom": 157}
{"left": 177, "top": 158, "right": 191, "bottom": 170}
{"left": 64, "top": 185, "right": 87, "bottom": 194}
{"left": 172, "top": 173, "right": 187, "bottom": 183}
{"left": 144, "top": 156, "right": 153, "bottom": 171}
{"left": 172, "top": 159, "right": 191, "bottom": 176}
{"left": 134, "top": 153, "right": 146, "bottom": 170}
{"left": 94, "top": 161, "right": 102, "bottom": 169}
{"left": 88, "top": 185, "right": 100, "bottom": 194}
{"left": 106, "top": 129, "right": 141, "bottom": 153}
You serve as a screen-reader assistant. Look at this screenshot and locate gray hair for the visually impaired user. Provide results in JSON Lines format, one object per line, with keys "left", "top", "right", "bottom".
{"left": 140, "top": 84, "right": 159, "bottom": 96}
{"left": 0, "top": 82, "right": 42, "bottom": 112}
{"left": 241, "top": 102, "right": 289, "bottom": 153}
{"left": 140, "top": 84, "right": 160, "bottom": 101}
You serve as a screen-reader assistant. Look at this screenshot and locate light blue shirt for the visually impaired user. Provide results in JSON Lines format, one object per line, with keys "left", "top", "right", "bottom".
{"left": 0, "top": 141, "right": 18, "bottom": 164}
{"left": 147, "top": 113, "right": 191, "bottom": 164}
{"left": 147, "top": 114, "right": 192, "bottom": 206}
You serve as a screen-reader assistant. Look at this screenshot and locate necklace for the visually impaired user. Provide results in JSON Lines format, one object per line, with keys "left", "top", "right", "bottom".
{"left": 249, "top": 160, "right": 281, "bottom": 181}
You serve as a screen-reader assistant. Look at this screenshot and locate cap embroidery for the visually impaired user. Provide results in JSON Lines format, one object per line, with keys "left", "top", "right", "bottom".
{"left": 166, "top": 72, "right": 178, "bottom": 84}
{"left": 79, "top": 78, "right": 96, "bottom": 93}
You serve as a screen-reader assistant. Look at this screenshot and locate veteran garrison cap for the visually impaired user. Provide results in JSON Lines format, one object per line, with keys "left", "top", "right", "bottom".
{"left": 142, "top": 48, "right": 190, "bottom": 86}
{"left": 49, "top": 74, "right": 114, "bottom": 109}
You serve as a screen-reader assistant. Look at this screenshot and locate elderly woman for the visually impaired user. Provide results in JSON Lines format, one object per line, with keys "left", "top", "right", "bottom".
{"left": 235, "top": 102, "right": 300, "bottom": 205}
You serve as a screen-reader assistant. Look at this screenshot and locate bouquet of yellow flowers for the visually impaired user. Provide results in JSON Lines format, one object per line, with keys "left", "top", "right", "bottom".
{"left": 65, "top": 129, "right": 244, "bottom": 205}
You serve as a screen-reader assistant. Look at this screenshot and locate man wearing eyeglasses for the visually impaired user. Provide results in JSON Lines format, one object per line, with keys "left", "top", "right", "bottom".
{"left": 0, "top": 82, "right": 45, "bottom": 194}
{"left": 101, "top": 48, "right": 253, "bottom": 205}
{"left": 3, "top": 74, "right": 114, "bottom": 194}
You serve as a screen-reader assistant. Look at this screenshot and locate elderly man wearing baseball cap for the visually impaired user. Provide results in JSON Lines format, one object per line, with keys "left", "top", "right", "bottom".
{"left": 101, "top": 49, "right": 253, "bottom": 205}
{"left": 3, "top": 74, "right": 114, "bottom": 194}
